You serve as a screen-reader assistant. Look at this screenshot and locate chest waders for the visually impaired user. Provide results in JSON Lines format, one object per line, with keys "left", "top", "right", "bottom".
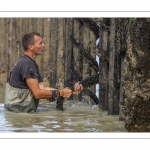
{"left": 4, "top": 83, "right": 39, "bottom": 113}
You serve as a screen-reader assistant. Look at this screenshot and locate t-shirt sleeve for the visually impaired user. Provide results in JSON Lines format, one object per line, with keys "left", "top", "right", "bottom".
{"left": 20, "top": 62, "right": 43, "bottom": 83}
{"left": 38, "top": 74, "right": 43, "bottom": 83}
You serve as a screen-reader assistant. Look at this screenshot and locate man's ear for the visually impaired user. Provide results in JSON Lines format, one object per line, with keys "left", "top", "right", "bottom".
{"left": 28, "top": 44, "right": 33, "bottom": 50}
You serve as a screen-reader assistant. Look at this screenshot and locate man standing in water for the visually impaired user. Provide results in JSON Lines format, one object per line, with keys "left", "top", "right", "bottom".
{"left": 4, "top": 32, "right": 83, "bottom": 113}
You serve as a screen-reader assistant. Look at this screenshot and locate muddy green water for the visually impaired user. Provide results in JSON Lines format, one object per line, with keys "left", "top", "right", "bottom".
{"left": 0, "top": 87, "right": 127, "bottom": 132}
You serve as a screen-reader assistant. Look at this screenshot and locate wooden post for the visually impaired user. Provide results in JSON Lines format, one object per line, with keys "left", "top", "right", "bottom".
{"left": 108, "top": 18, "right": 116, "bottom": 114}
{"left": 81, "top": 19, "right": 90, "bottom": 102}
{"left": 43, "top": 18, "right": 51, "bottom": 85}
{"left": 72, "top": 18, "right": 83, "bottom": 101}
{"left": 7, "top": 18, "right": 13, "bottom": 76}
{"left": 82, "top": 21, "right": 90, "bottom": 79}
{"left": 89, "top": 19, "right": 97, "bottom": 95}
{"left": 12, "top": 18, "right": 17, "bottom": 67}
{"left": 54, "top": 18, "right": 66, "bottom": 110}
{"left": 16, "top": 18, "right": 23, "bottom": 58}
{"left": 56, "top": 18, "right": 65, "bottom": 89}
{"left": 3, "top": 18, "right": 8, "bottom": 81}
{"left": 64, "top": 18, "right": 73, "bottom": 90}
{"left": 118, "top": 18, "right": 129, "bottom": 121}
{"left": 119, "top": 53, "right": 126, "bottom": 120}
{"left": 35, "top": 18, "right": 44, "bottom": 77}
{"left": 49, "top": 18, "right": 58, "bottom": 88}
{"left": 28, "top": 18, "right": 34, "bottom": 32}
{"left": 15, "top": 18, "right": 21, "bottom": 59}
{"left": 0, "top": 18, "right": 6, "bottom": 84}
{"left": 99, "top": 26, "right": 109, "bottom": 110}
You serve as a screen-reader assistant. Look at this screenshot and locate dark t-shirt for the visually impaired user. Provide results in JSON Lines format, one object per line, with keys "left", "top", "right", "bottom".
{"left": 9, "top": 54, "right": 43, "bottom": 89}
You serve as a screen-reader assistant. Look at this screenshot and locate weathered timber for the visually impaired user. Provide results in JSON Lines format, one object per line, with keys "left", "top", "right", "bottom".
{"left": 28, "top": 18, "right": 33, "bottom": 32}
{"left": 56, "top": 18, "right": 73, "bottom": 110}
{"left": 69, "top": 61, "right": 99, "bottom": 104}
{"left": 99, "top": 26, "right": 109, "bottom": 110}
{"left": 72, "top": 19, "right": 83, "bottom": 74}
{"left": 56, "top": 18, "right": 65, "bottom": 89}
{"left": 89, "top": 20, "right": 97, "bottom": 94}
{"left": 79, "top": 75, "right": 99, "bottom": 105}
{"left": 118, "top": 18, "right": 129, "bottom": 121}
{"left": 12, "top": 18, "right": 16, "bottom": 67}
{"left": 69, "top": 62, "right": 99, "bottom": 88}
{"left": 43, "top": 18, "right": 51, "bottom": 84}
{"left": 70, "top": 35, "right": 99, "bottom": 73}
{"left": 0, "top": 18, "right": 6, "bottom": 84}
{"left": 80, "top": 19, "right": 90, "bottom": 99}
{"left": 40, "top": 18, "right": 44, "bottom": 78}
{"left": 56, "top": 96, "right": 64, "bottom": 110}
{"left": 79, "top": 73, "right": 99, "bottom": 88}
{"left": 4, "top": 18, "right": 8, "bottom": 78}
{"left": 64, "top": 18, "right": 73, "bottom": 103}
{"left": 70, "top": 18, "right": 99, "bottom": 103}
{"left": 95, "top": 48, "right": 109, "bottom": 63}
{"left": 103, "top": 18, "right": 111, "bottom": 27}
{"left": 69, "top": 62, "right": 82, "bottom": 82}
{"left": 0, "top": 19, "right": 5, "bottom": 64}
{"left": 49, "top": 18, "right": 58, "bottom": 88}
{"left": 7, "top": 18, "right": 13, "bottom": 77}
{"left": 56, "top": 18, "right": 65, "bottom": 110}
{"left": 72, "top": 18, "right": 83, "bottom": 101}
{"left": 82, "top": 88, "right": 99, "bottom": 105}
{"left": 15, "top": 18, "right": 23, "bottom": 59}
{"left": 64, "top": 18, "right": 73, "bottom": 88}
{"left": 36, "top": 18, "right": 44, "bottom": 77}
{"left": 33, "top": 18, "right": 38, "bottom": 32}
{"left": 82, "top": 18, "right": 90, "bottom": 84}
{"left": 108, "top": 18, "right": 118, "bottom": 115}
{"left": 77, "top": 18, "right": 100, "bottom": 39}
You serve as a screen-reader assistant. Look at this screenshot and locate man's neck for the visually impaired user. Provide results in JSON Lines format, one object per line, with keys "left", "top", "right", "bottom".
{"left": 24, "top": 51, "right": 36, "bottom": 60}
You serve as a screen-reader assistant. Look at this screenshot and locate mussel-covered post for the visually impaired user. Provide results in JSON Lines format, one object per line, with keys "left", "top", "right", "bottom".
{"left": 108, "top": 18, "right": 120, "bottom": 114}
{"left": 123, "top": 18, "right": 150, "bottom": 132}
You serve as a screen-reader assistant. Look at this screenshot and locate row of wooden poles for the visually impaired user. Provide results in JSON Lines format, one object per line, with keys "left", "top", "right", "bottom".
{"left": 0, "top": 18, "right": 123, "bottom": 118}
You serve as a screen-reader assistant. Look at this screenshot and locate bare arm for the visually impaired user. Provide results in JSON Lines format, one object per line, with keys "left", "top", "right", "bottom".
{"left": 26, "top": 78, "right": 72, "bottom": 99}
{"left": 39, "top": 81, "right": 83, "bottom": 95}
{"left": 39, "top": 82, "right": 57, "bottom": 91}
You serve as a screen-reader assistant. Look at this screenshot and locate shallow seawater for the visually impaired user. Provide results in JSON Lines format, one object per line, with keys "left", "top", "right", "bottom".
{"left": 0, "top": 87, "right": 127, "bottom": 132}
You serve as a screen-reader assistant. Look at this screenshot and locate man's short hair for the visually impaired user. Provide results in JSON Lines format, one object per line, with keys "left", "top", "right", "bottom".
{"left": 22, "top": 32, "right": 41, "bottom": 51}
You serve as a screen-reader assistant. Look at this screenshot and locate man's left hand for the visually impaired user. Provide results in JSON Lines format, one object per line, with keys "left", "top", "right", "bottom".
{"left": 73, "top": 82, "right": 83, "bottom": 95}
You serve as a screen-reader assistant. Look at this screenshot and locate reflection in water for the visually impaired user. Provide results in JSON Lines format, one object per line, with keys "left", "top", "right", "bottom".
{"left": 0, "top": 87, "right": 127, "bottom": 132}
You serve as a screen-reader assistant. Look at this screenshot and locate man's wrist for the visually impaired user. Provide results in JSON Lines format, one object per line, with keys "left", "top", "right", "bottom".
{"left": 59, "top": 89, "right": 64, "bottom": 97}
{"left": 49, "top": 90, "right": 59, "bottom": 102}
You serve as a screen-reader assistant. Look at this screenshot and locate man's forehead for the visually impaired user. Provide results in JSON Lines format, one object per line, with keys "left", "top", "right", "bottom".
{"left": 34, "top": 35, "right": 42, "bottom": 41}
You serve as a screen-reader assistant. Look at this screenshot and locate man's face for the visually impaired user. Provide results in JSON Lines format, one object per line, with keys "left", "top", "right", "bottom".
{"left": 32, "top": 35, "right": 45, "bottom": 55}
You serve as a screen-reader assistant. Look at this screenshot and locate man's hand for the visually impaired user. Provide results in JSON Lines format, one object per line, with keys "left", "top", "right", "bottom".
{"left": 73, "top": 82, "right": 83, "bottom": 95}
{"left": 60, "top": 87, "right": 73, "bottom": 98}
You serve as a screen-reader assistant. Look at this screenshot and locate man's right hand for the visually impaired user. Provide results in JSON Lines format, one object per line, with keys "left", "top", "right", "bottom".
{"left": 59, "top": 87, "right": 73, "bottom": 98}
